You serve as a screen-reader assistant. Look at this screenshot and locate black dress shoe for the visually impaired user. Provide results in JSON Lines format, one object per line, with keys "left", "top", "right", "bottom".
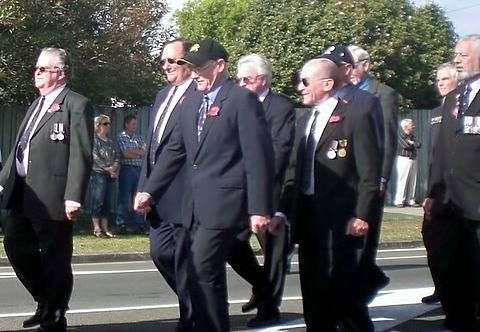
{"left": 242, "top": 294, "right": 259, "bottom": 313}
{"left": 38, "top": 310, "right": 67, "bottom": 332}
{"left": 23, "top": 304, "right": 46, "bottom": 328}
{"left": 247, "top": 308, "right": 280, "bottom": 328}
{"left": 421, "top": 291, "right": 440, "bottom": 304}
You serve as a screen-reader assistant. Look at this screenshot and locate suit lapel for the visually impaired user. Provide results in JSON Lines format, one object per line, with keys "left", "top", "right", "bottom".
{"left": 316, "top": 102, "right": 347, "bottom": 152}
{"left": 194, "top": 80, "right": 234, "bottom": 159}
{"left": 262, "top": 91, "right": 272, "bottom": 113}
{"left": 15, "top": 99, "right": 41, "bottom": 143}
{"left": 32, "top": 87, "right": 69, "bottom": 137}
{"left": 466, "top": 88, "right": 480, "bottom": 116}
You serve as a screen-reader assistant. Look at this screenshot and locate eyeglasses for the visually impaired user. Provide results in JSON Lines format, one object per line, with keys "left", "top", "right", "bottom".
{"left": 100, "top": 122, "right": 110, "bottom": 126}
{"left": 300, "top": 77, "right": 333, "bottom": 87}
{"left": 236, "top": 75, "right": 264, "bottom": 84}
{"left": 34, "top": 66, "right": 61, "bottom": 73}
{"left": 160, "top": 58, "right": 184, "bottom": 66}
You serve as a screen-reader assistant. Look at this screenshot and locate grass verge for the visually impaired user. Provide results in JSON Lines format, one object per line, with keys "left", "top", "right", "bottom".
{"left": 0, "top": 212, "right": 423, "bottom": 258}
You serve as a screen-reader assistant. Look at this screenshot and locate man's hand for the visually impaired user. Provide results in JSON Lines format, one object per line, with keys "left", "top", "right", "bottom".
{"left": 422, "top": 198, "right": 434, "bottom": 220}
{"left": 134, "top": 192, "right": 152, "bottom": 214}
{"left": 250, "top": 215, "right": 270, "bottom": 234}
{"left": 345, "top": 217, "right": 369, "bottom": 237}
{"left": 268, "top": 216, "right": 286, "bottom": 236}
{"left": 65, "top": 206, "right": 80, "bottom": 221}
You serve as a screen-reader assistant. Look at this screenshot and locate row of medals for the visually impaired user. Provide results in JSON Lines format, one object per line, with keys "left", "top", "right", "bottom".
{"left": 50, "top": 123, "right": 65, "bottom": 141}
{"left": 327, "top": 139, "right": 347, "bottom": 160}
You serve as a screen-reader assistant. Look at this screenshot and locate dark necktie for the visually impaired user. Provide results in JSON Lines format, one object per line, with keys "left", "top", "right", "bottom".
{"left": 149, "top": 86, "right": 178, "bottom": 165}
{"left": 197, "top": 94, "right": 210, "bottom": 142}
{"left": 458, "top": 83, "right": 472, "bottom": 116}
{"left": 301, "top": 109, "right": 320, "bottom": 193}
{"left": 16, "top": 96, "right": 45, "bottom": 163}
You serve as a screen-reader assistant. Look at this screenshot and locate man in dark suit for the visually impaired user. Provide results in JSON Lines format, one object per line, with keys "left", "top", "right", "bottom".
{"left": 275, "top": 56, "right": 381, "bottom": 331}
{"left": 424, "top": 34, "right": 480, "bottom": 331}
{"left": 0, "top": 48, "right": 93, "bottom": 332}
{"left": 134, "top": 38, "right": 274, "bottom": 332}
{"left": 226, "top": 53, "right": 294, "bottom": 327}
{"left": 136, "top": 38, "right": 195, "bottom": 332}
{"left": 319, "top": 45, "right": 388, "bottom": 302}
{"left": 421, "top": 62, "right": 458, "bottom": 305}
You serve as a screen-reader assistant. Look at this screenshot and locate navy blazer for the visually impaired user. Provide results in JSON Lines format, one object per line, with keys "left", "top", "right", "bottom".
{"left": 137, "top": 81, "right": 196, "bottom": 224}
{"left": 143, "top": 79, "right": 274, "bottom": 229}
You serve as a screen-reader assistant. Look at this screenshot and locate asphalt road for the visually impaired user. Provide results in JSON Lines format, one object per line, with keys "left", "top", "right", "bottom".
{"left": 0, "top": 247, "right": 448, "bottom": 331}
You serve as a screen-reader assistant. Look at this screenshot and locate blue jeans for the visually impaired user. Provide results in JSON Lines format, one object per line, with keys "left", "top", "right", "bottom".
{"left": 116, "top": 165, "right": 144, "bottom": 227}
{"left": 89, "top": 171, "right": 114, "bottom": 219}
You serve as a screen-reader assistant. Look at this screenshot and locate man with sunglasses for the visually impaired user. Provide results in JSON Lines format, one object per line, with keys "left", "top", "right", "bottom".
{"left": 134, "top": 38, "right": 274, "bottom": 332}
{"left": 226, "top": 53, "right": 294, "bottom": 327}
{"left": 276, "top": 56, "right": 381, "bottom": 331}
{"left": 136, "top": 38, "right": 195, "bottom": 332}
{"left": 318, "top": 44, "right": 389, "bottom": 305}
{"left": 0, "top": 48, "right": 93, "bottom": 332}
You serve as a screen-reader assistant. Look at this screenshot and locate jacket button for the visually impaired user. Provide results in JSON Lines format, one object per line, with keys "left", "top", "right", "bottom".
{"left": 193, "top": 164, "right": 198, "bottom": 169}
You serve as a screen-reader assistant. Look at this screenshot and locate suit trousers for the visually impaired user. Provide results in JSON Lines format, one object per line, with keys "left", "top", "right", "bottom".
{"left": 187, "top": 222, "right": 241, "bottom": 332}
{"left": 297, "top": 195, "right": 373, "bottom": 332}
{"left": 3, "top": 180, "right": 73, "bottom": 313}
{"left": 149, "top": 221, "right": 192, "bottom": 329}
{"left": 430, "top": 209, "right": 480, "bottom": 331}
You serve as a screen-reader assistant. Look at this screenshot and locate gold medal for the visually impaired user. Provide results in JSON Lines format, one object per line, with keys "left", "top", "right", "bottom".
{"left": 337, "top": 139, "right": 348, "bottom": 158}
{"left": 337, "top": 148, "right": 346, "bottom": 158}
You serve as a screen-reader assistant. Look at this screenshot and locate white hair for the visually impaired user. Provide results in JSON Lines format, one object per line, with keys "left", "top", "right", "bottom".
{"left": 457, "top": 34, "right": 480, "bottom": 58}
{"left": 436, "top": 62, "right": 458, "bottom": 80}
{"left": 237, "top": 53, "right": 272, "bottom": 87}
{"left": 400, "top": 118, "right": 413, "bottom": 130}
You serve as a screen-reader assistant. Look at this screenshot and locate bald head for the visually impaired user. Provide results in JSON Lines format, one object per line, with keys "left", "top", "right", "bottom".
{"left": 298, "top": 58, "right": 338, "bottom": 106}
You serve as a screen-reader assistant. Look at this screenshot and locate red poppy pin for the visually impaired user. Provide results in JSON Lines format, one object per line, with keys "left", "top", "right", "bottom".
{"left": 328, "top": 115, "right": 343, "bottom": 123}
{"left": 207, "top": 105, "right": 220, "bottom": 117}
{"left": 48, "top": 103, "right": 61, "bottom": 113}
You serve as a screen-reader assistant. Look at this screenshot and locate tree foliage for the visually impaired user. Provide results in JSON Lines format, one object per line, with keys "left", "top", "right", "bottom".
{"left": 176, "top": 0, "right": 456, "bottom": 108}
{"left": 0, "top": 0, "right": 174, "bottom": 106}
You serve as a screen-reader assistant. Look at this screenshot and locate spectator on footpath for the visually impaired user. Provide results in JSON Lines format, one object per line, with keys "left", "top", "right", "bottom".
{"left": 394, "top": 118, "right": 421, "bottom": 207}
{"left": 227, "top": 53, "right": 295, "bottom": 328}
{"left": 116, "top": 114, "right": 146, "bottom": 234}
{"left": 0, "top": 47, "right": 93, "bottom": 331}
{"left": 421, "top": 62, "right": 458, "bottom": 305}
{"left": 424, "top": 34, "right": 480, "bottom": 331}
{"left": 90, "top": 114, "right": 119, "bottom": 238}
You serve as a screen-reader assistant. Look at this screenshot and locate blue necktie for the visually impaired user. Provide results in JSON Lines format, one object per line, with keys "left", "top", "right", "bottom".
{"left": 197, "top": 95, "right": 209, "bottom": 142}
{"left": 16, "top": 96, "right": 45, "bottom": 163}
{"left": 459, "top": 83, "right": 472, "bottom": 116}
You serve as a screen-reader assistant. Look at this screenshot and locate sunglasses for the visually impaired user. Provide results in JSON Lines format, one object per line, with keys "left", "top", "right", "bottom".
{"left": 300, "top": 77, "right": 333, "bottom": 87}
{"left": 100, "top": 122, "right": 110, "bottom": 126}
{"left": 160, "top": 58, "right": 186, "bottom": 66}
{"left": 34, "top": 66, "right": 60, "bottom": 73}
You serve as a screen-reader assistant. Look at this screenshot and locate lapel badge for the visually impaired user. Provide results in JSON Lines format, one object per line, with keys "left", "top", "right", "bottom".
{"left": 207, "top": 105, "right": 220, "bottom": 117}
{"left": 326, "top": 140, "right": 338, "bottom": 160}
{"left": 190, "top": 44, "right": 200, "bottom": 52}
{"left": 47, "top": 103, "right": 61, "bottom": 113}
{"left": 337, "top": 139, "right": 348, "bottom": 158}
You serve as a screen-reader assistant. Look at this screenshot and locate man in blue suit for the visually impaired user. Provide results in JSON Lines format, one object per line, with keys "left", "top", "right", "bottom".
{"left": 135, "top": 38, "right": 274, "bottom": 332}
{"left": 136, "top": 38, "right": 195, "bottom": 332}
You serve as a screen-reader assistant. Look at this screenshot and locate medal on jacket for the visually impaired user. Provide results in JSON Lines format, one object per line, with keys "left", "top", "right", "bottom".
{"left": 50, "top": 123, "right": 59, "bottom": 140}
{"left": 337, "top": 139, "right": 348, "bottom": 158}
{"left": 327, "top": 140, "right": 338, "bottom": 159}
{"left": 57, "top": 123, "right": 65, "bottom": 141}
{"left": 463, "top": 116, "right": 480, "bottom": 134}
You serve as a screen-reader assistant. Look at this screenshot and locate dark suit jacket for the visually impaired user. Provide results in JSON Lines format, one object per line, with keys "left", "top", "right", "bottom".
{"left": 367, "top": 78, "right": 399, "bottom": 181}
{"left": 280, "top": 98, "right": 381, "bottom": 238}
{"left": 429, "top": 87, "right": 480, "bottom": 221}
{"left": 137, "top": 82, "right": 196, "bottom": 225}
{"left": 143, "top": 79, "right": 274, "bottom": 229}
{"left": 0, "top": 87, "right": 93, "bottom": 221}
{"left": 262, "top": 91, "right": 295, "bottom": 210}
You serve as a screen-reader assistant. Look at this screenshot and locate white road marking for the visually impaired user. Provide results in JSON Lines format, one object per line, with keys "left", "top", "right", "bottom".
{"left": 0, "top": 287, "right": 435, "bottom": 319}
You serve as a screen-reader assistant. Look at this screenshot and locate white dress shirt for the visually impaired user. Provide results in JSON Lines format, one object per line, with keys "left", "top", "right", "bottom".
{"left": 468, "top": 77, "right": 480, "bottom": 106}
{"left": 153, "top": 78, "right": 192, "bottom": 144}
{"left": 302, "top": 96, "right": 338, "bottom": 195}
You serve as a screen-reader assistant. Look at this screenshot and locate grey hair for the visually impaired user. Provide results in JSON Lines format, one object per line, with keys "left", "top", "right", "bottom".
{"left": 94, "top": 114, "right": 111, "bottom": 132}
{"left": 40, "top": 47, "right": 70, "bottom": 77}
{"left": 347, "top": 45, "right": 370, "bottom": 64}
{"left": 237, "top": 53, "right": 272, "bottom": 87}
{"left": 400, "top": 118, "right": 413, "bottom": 130}
{"left": 436, "top": 62, "right": 458, "bottom": 80}
{"left": 457, "top": 34, "right": 480, "bottom": 57}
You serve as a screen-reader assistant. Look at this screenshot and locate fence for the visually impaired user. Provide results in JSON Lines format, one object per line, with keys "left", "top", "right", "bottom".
{"left": 1, "top": 105, "right": 434, "bottom": 217}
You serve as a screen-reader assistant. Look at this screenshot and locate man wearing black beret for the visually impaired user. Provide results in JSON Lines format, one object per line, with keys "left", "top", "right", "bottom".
{"left": 135, "top": 38, "right": 274, "bottom": 332}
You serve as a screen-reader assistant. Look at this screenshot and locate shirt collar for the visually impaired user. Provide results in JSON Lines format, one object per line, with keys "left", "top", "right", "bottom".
{"left": 357, "top": 76, "right": 372, "bottom": 91}
{"left": 258, "top": 88, "right": 270, "bottom": 102}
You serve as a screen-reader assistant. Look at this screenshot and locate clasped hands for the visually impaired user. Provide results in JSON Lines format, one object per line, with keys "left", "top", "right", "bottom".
{"left": 134, "top": 192, "right": 152, "bottom": 214}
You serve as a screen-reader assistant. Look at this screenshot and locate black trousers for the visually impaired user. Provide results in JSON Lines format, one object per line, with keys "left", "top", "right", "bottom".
{"left": 426, "top": 208, "right": 480, "bottom": 331}
{"left": 149, "top": 221, "right": 192, "bottom": 329}
{"left": 3, "top": 211, "right": 73, "bottom": 313}
{"left": 227, "top": 225, "right": 289, "bottom": 309}
{"left": 187, "top": 222, "right": 241, "bottom": 332}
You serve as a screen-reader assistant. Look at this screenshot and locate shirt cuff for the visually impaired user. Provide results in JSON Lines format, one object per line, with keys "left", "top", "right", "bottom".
{"left": 65, "top": 200, "right": 81, "bottom": 208}
{"left": 0, "top": 185, "right": 3, "bottom": 193}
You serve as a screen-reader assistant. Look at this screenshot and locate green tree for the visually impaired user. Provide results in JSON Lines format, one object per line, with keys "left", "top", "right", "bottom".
{"left": 0, "top": 0, "right": 174, "bottom": 106}
{"left": 175, "top": 0, "right": 456, "bottom": 108}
